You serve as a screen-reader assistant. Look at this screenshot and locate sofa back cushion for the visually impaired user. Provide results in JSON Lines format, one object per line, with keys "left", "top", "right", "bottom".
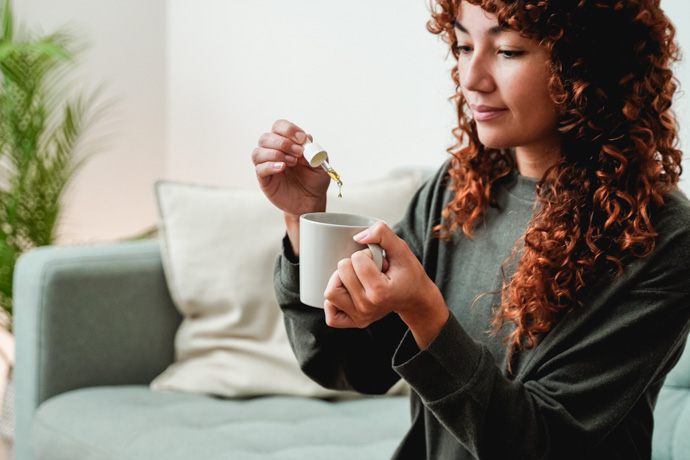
{"left": 150, "top": 171, "right": 424, "bottom": 397}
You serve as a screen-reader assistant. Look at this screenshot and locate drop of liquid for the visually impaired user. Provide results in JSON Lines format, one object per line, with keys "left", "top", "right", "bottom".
{"left": 325, "top": 167, "right": 343, "bottom": 198}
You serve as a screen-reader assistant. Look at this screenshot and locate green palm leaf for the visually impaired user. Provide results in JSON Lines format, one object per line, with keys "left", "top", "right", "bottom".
{"left": 0, "top": 0, "right": 110, "bottom": 321}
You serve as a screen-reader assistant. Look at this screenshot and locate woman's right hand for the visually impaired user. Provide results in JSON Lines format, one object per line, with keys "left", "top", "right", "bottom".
{"left": 252, "top": 119, "right": 330, "bottom": 255}
{"left": 252, "top": 119, "right": 330, "bottom": 218}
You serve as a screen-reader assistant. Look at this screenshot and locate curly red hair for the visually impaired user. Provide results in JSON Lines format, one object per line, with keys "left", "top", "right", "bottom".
{"left": 428, "top": 0, "right": 682, "bottom": 360}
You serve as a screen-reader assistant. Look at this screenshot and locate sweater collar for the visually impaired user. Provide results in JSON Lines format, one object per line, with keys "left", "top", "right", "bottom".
{"left": 503, "top": 167, "right": 539, "bottom": 202}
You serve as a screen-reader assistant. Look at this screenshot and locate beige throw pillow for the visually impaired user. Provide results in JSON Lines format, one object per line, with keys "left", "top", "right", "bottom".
{"left": 150, "top": 170, "right": 424, "bottom": 398}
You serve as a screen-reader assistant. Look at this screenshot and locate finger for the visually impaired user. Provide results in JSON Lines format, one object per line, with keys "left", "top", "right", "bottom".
{"left": 252, "top": 146, "right": 299, "bottom": 167}
{"left": 353, "top": 222, "right": 409, "bottom": 260}
{"left": 324, "top": 301, "right": 357, "bottom": 328}
{"left": 324, "top": 270, "right": 357, "bottom": 322}
{"left": 271, "top": 119, "right": 308, "bottom": 145}
{"left": 324, "top": 268, "right": 354, "bottom": 309}
{"left": 324, "top": 267, "right": 343, "bottom": 296}
{"left": 257, "top": 134, "right": 304, "bottom": 159}
{"left": 351, "top": 249, "right": 388, "bottom": 285}
{"left": 336, "top": 257, "right": 367, "bottom": 305}
{"left": 254, "top": 160, "right": 286, "bottom": 178}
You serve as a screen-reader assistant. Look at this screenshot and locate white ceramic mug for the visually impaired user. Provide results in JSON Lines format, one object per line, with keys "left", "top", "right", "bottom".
{"left": 299, "top": 212, "right": 384, "bottom": 308}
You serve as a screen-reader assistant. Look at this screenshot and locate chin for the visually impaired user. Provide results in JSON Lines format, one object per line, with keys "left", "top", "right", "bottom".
{"left": 476, "top": 134, "right": 513, "bottom": 150}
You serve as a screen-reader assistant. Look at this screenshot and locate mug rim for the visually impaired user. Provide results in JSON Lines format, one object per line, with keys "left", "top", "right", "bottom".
{"left": 300, "top": 212, "right": 381, "bottom": 228}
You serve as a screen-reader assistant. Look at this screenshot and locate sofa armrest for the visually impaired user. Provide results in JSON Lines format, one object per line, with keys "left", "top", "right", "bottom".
{"left": 13, "top": 239, "right": 181, "bottom": 432}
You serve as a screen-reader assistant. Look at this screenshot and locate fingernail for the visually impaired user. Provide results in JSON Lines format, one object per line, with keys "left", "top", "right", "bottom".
{"left": 353, "top": 230, "right": 367, "bottom": 242}
{"left": 291, "top": 143, "right": 303, "bottom": 155}
{"left": 295, "top": 132, "right": 306, "bottom": 143}
{"left": 285, "top": 155, "right": 298, "bottom": 165}
{"left": 273, "top": 162, "right": 284, "bottom": 170}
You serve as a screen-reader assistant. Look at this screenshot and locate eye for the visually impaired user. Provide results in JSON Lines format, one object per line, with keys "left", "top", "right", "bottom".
{"left": 454, "top": 43, "right": 473, "bottom": 55}
{"left": 498, "top": 49, "right": 524, "bottom": 58}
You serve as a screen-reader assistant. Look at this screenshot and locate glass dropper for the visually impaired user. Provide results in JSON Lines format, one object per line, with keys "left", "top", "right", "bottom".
{"left": 320, "top": 160, "right": 343, "bottom": 198}
{"left": 302, "top": 139, "right": 343, "bottom": 198}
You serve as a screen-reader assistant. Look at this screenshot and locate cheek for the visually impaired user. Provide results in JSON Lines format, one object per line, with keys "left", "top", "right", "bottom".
{"left": 508, "top": 70, "right": 556, "bottom": 120}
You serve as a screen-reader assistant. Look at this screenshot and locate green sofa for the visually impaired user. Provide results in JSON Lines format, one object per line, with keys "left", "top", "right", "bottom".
{"left": 12, "top": 239, "right": 690, "bottom": 459}
{"left": 13, "top": 240, "right": 409, "bottom": 460}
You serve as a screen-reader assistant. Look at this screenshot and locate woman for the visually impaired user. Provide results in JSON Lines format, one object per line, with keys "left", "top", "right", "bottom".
{"left": 251, "top": 0, "right": 690, "bottom": 458}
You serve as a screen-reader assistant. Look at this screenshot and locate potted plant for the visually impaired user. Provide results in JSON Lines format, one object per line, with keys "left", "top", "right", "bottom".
{"left": 0, "top": 0, "right": 109, "bottom": 442}
{"left": 0, "top": 0, "right": 108, "bottom": 327}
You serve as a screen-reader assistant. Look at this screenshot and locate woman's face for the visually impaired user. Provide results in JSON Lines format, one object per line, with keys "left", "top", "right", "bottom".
{"left": 455, "top": 1, "right": 561, "bottom": 173}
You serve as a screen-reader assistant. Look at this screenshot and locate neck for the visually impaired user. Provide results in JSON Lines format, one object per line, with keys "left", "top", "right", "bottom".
{"left": 514, "top": 143, "right": 561, "bottom": 179}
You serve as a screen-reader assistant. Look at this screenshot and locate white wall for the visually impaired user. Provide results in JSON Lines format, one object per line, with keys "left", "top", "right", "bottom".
{"left": 664, "top": 0, "right": 690, "bottom": 193}
{"left": 11, "top": 0, "right": 690, "bottom": 244}
{"left": 166, "top": 0, "right": 455, "bottom": 189}
{"left": 13, "top": 0, "right": 167, "bottom": 244}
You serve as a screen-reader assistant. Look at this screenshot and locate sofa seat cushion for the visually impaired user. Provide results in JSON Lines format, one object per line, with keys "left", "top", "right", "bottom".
{"left": 31, "top": 385, "right": 409, "bottom": 460}
{"left": 652, "top": 385, "right": 690, "bottom": 459}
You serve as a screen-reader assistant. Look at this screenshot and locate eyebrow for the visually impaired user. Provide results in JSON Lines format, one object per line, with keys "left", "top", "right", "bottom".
{"left": 453, "top": 19, "right": 503, "bottom": 36}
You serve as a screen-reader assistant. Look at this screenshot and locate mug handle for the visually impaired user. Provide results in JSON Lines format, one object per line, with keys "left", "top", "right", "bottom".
{"left": 367, "top": 243, "right": 384, "bottom": 271}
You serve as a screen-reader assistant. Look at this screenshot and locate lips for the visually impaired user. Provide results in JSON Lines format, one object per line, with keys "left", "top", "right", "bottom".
{"left": 471, "top": 104, "right": 507, "bottom": 121}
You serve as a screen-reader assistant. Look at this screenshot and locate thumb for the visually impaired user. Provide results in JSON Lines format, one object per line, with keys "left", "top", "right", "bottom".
{"left": 353, "top": 222, "right": 402, "bottom": 256}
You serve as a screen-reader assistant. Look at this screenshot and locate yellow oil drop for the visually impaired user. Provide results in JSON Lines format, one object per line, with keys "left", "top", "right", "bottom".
{"left": 324, "top": 166, "right": 343, "bottom": 198}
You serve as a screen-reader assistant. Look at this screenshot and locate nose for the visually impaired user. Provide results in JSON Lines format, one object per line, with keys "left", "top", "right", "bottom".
{"left": 461, "top": 54, "right": 495, "bottom": 93}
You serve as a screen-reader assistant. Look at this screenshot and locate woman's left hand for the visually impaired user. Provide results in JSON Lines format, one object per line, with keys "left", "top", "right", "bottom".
{"left": 323, "top": 222, "right": 450, "bottom": 349}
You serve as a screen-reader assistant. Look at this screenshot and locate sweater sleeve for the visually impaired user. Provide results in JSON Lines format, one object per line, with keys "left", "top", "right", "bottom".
{"left": 392, "top": 194, "right": 690, "bottom": 459}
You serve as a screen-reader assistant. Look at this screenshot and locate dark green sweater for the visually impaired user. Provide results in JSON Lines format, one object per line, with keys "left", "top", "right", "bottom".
{"left": 274, "top": 165, "right": 690, "bottom": 459}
